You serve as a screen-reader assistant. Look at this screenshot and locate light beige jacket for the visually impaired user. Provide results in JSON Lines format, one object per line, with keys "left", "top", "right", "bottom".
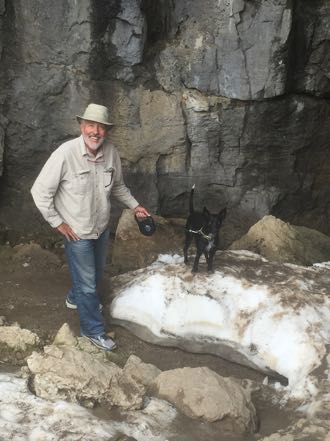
{"left": 31, "top": 136, "right": 139, "bottom": 239}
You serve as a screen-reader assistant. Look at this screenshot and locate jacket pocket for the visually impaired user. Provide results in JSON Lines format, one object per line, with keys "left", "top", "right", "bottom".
{"left": 72, "top": 169, "right": 91, "bottom": 195}
{"left": 103, "top": 167, "right": 115, "bottom": 192}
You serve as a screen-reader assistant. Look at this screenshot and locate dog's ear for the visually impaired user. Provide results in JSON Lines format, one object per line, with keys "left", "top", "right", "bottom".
{"left": 218, "top": 207, "right": 227, "bottom": 221}
{"left": 203, "top": 207, "right": 210, "bottom": 217}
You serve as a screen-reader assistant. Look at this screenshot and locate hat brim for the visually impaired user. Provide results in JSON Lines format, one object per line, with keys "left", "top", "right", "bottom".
{"left": 76, "top": 116, "right": 114, "bottom": 126}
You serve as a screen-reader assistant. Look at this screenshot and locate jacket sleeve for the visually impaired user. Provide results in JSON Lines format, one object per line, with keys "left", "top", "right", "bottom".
{"left": 111, "top": 149, "right": 139, "bottom": 209}
{"left": 30, "top": 151, "right": 64, "bottom": 228}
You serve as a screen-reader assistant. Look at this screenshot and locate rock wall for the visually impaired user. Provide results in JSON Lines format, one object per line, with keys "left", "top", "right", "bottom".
{"left": 0, "top": 0, "right": 329, "bottom": 241}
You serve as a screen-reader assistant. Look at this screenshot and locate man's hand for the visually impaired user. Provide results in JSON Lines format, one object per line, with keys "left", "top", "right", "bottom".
{"left": 56, "top": 223, "right": 80, "bottom": 241}
{"left": 134, "top": 205, "right": 150, "bottom": 219}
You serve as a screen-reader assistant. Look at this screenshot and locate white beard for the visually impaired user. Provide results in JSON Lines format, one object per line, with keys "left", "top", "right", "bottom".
{"left": 83, "top": 134, "right": 105, "bottom": 151}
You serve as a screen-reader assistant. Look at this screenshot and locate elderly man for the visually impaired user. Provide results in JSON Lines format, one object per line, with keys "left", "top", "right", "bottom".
{"left": 31, "top": 103, "right": 149, "bottom": 351}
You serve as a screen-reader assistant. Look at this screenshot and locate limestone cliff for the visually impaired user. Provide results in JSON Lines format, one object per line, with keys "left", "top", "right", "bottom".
{"left": 0, "top": 0, "right": 329, "bottom": 243}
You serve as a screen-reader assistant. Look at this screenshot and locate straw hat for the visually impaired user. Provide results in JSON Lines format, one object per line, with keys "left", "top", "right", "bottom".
{"left": 76, "top": 103, "right": 113, "bottom": 126}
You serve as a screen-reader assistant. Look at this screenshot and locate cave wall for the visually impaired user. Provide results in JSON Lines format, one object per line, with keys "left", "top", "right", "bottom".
{"left": 0, "top": 0, "right": 329, "bottom": 243}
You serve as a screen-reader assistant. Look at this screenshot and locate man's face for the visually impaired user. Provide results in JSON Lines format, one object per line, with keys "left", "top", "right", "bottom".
{"left": 80, "top": 120, "right": 107, "bottom": 154}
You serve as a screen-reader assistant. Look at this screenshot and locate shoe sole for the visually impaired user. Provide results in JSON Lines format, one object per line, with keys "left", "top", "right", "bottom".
{"left": 65, "top": 300, "right": 103, "bottom": 311}
{"left": 84, "top": 335, "right": 117, "bottom": 352}
{"left": 65, "top": 299, "right": 77, "bottom": 310}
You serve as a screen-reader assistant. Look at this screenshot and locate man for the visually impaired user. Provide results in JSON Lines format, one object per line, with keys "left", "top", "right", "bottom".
{"left": 31, "top": 103, "right": 149, "bottom": 351}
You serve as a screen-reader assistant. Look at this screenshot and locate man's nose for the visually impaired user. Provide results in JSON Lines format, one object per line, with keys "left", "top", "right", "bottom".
{"left": 92, "top": 125, "right": 101, "bottom": 135}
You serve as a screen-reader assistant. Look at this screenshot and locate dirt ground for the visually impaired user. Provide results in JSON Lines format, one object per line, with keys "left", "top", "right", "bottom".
{"left": 0, "top": 241, "right": 297, "bottom": 439}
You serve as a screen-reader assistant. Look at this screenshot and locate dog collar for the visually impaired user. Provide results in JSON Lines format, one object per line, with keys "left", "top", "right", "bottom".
{"left": 187, "top": 227, "right": 213, "bottom": 241}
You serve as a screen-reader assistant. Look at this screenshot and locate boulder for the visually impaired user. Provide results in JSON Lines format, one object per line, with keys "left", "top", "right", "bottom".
{"left": 25, "top": 324, "right": 164, "bottom": 410}
{"left": 0, "top": 324, "right": 40, "bottom": 365}
{"left": 150, "top": 366, "right": 257, "bottom": 432}
{"left": 27, "top": 344, "right": 146, "bottom": 410}
{"left": 229, "top": 215, "right": 330, "bottom": 265}
{"left": 111, "top": 209, "right": 184, "bottom": 271}
{"left": 123, "top": 354, "right": 161, "bottom": 387}
{"left": 52, "top": 322, "right": 77, "bottom": 347}
{"left": 109, "top": 366, "right": 147, "bottom": 410}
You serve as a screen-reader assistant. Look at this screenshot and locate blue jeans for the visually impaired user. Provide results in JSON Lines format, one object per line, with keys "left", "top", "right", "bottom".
{"left": 64, "top": 228, "right": 110, "bottom": 337}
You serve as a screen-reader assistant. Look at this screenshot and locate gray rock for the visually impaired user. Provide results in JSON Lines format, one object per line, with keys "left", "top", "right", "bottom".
{"left": 110, "top": 0, "right": 146, "bottom": 67}
{"left": 0, "top": 1, "right": 5, "bottom": 15}
{"left": 292, "top": 1, "right": 330, "bottom": 97}
{"left": 109, "top": 87, "right": 186, "bottom": 166}
{"left": 0, "top": 125, "right": 3, "bottom": 177}
{"left": 13, "top": 1, "right": 91, "bottom": 66}
{"left": 0, "top": 0, "right": 329, "bottom": 248}
{"left": 158, "top": 91, "right": 330, "bottom": 243}
{"left": 157, "top": 0, "right": 292, "bottom": 100}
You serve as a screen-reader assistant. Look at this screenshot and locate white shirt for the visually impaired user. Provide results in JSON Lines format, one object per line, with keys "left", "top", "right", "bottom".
{"left": 31, "top": 135, "right": 139, "bottom": 239}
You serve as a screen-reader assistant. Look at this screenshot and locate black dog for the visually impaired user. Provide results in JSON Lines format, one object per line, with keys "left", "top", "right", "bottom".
{"left": 183, "top": 185, "right": 227, "bottom": 273}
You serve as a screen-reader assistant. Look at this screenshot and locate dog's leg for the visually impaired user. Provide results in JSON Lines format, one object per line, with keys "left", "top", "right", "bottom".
{"left": 207, "top": 248, "right": 216, "bottom": 272}
{"left": 192, "top": 248, "right": 203, "bottom": 273}
{"left": 189, "top": 184, "right": 195, "bottom": 213}
{"left": 183, "top": 233, "right": 193, "bottom": 264}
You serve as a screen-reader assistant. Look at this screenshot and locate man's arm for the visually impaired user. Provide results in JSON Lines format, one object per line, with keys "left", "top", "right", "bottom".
{"left": 31, "top": 152, "right": 64, "bottom": 227}
{"left": 30, "top": 151, "right": 80, "bottom": 240}
{"left": 111, "top": 150, "right": 149, "bottom": 217}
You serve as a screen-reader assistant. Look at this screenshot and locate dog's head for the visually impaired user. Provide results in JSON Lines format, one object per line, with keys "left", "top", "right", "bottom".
{"left": 202, "top": 206, "right": 227, "bottom": 235}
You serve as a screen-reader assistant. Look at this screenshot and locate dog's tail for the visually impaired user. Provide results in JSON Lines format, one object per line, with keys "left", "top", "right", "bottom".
{"left": 189, "top": 184, "right": 195, "bottom": 213}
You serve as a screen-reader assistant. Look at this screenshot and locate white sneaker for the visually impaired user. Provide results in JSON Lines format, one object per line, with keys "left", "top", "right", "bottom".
{"left": 84, "top": 334, "right": 117, "bottom": 351}
{"left": 65, "top": 297, "right": 103, "bottom": 311}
